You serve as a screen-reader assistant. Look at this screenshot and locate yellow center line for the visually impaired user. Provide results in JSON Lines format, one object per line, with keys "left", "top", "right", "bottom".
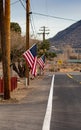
{"left": 66, "top": 73, "right": 73, "bottom": 79}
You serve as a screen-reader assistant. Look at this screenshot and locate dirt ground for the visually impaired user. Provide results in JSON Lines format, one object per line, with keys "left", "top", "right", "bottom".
{"left": 0, "top": 75, "right": 44, "bottom": 104}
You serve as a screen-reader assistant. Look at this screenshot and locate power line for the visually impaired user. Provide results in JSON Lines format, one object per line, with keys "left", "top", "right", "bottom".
{"left": 11, "top": 0, "right": 76, "bottom": 22}
{"left": 30, "top": 19, "right": 36, "bottom": 38}
{"left": 11, "top": 0, "right": 77, "bottom": 39}
{"left": 19, "top": 0, "right": 26, "bottom": 10}
{"left": 30, "top": 16, "right": 38, "bottom": 39}
{"left": 32, "top": 12, "right": 76, "bottom": 22}
{"left": 19, "top": 0, "right": 37, "bottom": 39}
{"left": 30, "top": 3, "right": 38, "bottom": 38}
{"left": 11, "top": 1, "right": 76, "bottom": 22}
{"left": 11, "top": 0, "right": 19, "bottom": 5}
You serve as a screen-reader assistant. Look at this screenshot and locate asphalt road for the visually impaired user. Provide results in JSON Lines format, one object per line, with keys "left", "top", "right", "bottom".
{"left": 0, "top": 75, "right": 52, "bottom": 130}
{"left": 0, "top": 73, "right": 81, "bottom": 130}
{"left": 51, "top": 73, "right": 81, "bottom": 130}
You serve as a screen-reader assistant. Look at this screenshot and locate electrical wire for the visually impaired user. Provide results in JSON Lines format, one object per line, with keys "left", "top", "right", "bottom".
{"left": 30, "top": 16, "right": 38, "bottom": 39}
{"left": 30, "top": 2, "right": 38, "bottom": 39}
{"left": 19, "top": 0, "right": 37, "bottom": 39}
{"left": 19, "top": 0, "right": 26, "bottom": 10}
{"left": 32, "top": 12, "right": 76, "bottom": 22}
{"left": 11, "top": 0, "right": 77, "bottom": 40}
{"left": 11, "top": 0, "right": 19, "bottom": 5}
{"left": 11, "top": 0, "right": 76, "bottom": 22}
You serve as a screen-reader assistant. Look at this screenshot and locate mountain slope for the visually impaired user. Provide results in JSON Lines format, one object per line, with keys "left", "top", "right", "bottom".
{"left": 49, "top": 20, "right": 81, "bottom": 48}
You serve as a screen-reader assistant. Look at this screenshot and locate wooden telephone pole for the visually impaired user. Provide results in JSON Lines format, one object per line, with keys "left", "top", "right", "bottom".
{"left": 38, "top": 26, "right": 49, "bottom": 42}
{"left": 26, "top": 0, "right": 30, "bottom": 85}
{"left": 0, "top": 0, "right": 10, "bottom": 99}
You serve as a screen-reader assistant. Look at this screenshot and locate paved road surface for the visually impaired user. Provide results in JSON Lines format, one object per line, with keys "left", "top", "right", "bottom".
{"left": 0, "top": 73, "right": 81, "bottom": 130}
{"left": 0, "top": 76, "right": 52, "bottom": 130}
{"left": 51, "top": 73, "right": 81, "bottom": 130}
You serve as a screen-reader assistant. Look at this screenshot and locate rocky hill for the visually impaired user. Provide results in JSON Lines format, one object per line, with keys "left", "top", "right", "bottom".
{"left": 49, "top": 20, "right": 81, "bottom": 48}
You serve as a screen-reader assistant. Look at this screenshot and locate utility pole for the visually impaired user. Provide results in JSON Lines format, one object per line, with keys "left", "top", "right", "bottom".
{"left": 38, "top": 26, "right": 49, "bottom": 42}
{"left": 4, "top": 0, "right": 11, "bottom": 99}
{"left": 0, "top": 0, "right": 10, "bottom": 99}
{"left": 26, "top": 0, "right": 30, "bottom": 85}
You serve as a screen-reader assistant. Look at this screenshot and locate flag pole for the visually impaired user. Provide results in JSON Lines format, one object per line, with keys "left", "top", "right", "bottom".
{"left": 26, "top": 0, "right": 30, "bottom": 85}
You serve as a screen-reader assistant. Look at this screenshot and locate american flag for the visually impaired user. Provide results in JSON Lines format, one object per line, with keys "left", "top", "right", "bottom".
{"left": 37, "top": 55, "right": 45, "bottom": 69}
{"left": 31, "top": 56, "right": 37, "bottom": 76}
{"left": 23, "top": 44, "right": 37, "bottom": 76}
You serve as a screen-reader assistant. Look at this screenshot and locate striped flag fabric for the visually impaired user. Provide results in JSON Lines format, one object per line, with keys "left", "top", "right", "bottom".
{"left": 31, "top": 56, "right": 37, "bottom": 76}
{"left": 23, "top": 44, "right": 37, "bottom": 76}
{"left": 37, "top": 55, "right": 45, "bottom": 69}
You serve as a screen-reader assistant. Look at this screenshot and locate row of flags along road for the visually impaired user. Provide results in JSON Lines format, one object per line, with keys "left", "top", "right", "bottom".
{"left": 23, "top": 44, "right": 45, "bottom": 76}
{"left": 37, "top": 55, "right": 45, "bottom": 70}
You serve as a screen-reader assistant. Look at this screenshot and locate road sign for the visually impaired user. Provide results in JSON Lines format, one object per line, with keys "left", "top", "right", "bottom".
{"left": 57, "top": 60, "right": 63, "bottom": 65}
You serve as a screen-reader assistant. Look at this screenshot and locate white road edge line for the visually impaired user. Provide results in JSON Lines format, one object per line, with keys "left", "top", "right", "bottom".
{"left": 42, "top": 74, "right": 55, "bottom": 130}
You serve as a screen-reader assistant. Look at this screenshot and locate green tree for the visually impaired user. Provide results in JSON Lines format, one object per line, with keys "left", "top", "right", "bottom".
{"left": 10, "top": 22, "right": 21, "bottom": 33}
{"left": 38, "top": 40, "right": 49, "bottom": 56}
{"left": 37, "top": 40, "right": 57, "bottom": 59}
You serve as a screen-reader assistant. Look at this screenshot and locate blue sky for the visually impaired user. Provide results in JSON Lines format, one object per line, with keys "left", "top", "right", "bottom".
{"left": 11, "top": 0, "right": 81, "bottom": 40}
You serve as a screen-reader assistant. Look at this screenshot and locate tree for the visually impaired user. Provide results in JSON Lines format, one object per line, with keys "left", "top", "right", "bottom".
{"left": 37, "top": 40, "right": 57, "bottom": 59}
{"left": 10, "top": 22, "right": 21, "bottom": 33}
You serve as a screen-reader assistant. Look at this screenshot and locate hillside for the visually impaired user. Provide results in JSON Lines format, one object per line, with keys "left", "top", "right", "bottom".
{"left": 49, "top": 20, "right": 81, "bottom": 48}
